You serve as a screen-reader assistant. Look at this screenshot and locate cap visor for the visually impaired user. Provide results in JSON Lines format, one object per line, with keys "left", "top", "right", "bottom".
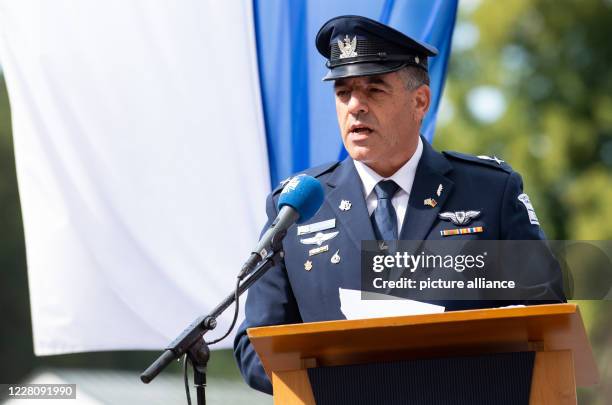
{"left": 322, "top": 61, "right": 406, "bottom": 81}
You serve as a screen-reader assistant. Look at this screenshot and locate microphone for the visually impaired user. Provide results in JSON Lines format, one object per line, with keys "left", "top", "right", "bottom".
{"left": 238, "top": 175, "right": 324, "bottom": 279}
{"left": 141, "top": 175, "right": 324, "bottom": 385}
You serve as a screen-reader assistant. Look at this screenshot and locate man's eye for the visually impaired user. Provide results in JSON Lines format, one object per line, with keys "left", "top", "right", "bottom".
{"left": 336, "top": 90, "right": 349, "bottom": 98}
{"left": 369, "top": 87, "right": 384, "bottom": 93}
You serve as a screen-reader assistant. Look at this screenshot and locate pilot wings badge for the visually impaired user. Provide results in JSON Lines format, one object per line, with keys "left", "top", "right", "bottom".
{"left": 438, "top": 210, "right": 481, "bottom": 226}
{"left": 300, "top": 231, "right": 339, "bottom": 246}
{"left": 338, "top": 35, "right": 358, "bottom": 58}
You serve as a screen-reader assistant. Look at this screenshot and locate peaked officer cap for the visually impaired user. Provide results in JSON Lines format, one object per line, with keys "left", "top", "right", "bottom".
{"left": 316, "top": 15, "right": 438, "bottom": 81}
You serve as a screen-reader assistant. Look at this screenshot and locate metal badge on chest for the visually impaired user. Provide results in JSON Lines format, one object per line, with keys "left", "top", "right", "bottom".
{"left": 298, "top": 213, "right": 344, "bottom": 270}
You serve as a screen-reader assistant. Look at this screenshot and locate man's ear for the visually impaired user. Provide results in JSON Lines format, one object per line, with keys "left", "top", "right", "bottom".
{"left": 414, "top": 85, "right": 431, "bottom": 120}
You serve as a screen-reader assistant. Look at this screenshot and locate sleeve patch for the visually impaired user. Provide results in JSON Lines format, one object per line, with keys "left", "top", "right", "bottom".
{"left": 518, "top": 193, "right": 540, "bottom": 225}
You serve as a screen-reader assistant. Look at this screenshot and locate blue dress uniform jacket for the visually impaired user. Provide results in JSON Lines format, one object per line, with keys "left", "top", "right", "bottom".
{"left": 233, "top": 138, "right": 565, "bottom": 394}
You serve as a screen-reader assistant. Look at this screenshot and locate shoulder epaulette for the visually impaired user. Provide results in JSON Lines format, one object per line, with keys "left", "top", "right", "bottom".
{"left": 272, "top": 161, "right": 341, "bottom": 195}
{"left": 442, "top": 151, "right": 513, "bottom": 173}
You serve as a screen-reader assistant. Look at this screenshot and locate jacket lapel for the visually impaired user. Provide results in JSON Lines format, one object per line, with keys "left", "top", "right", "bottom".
{"left": 325, "top": 158, "right": 375, "bottom": 249}
{"left": 400, "top": 138, "right": 454, "bottom": 240}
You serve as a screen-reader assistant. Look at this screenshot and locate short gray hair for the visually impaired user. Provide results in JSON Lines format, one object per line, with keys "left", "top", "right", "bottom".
{"left": 397, "top": 66, "right": 430, "bottom": 90}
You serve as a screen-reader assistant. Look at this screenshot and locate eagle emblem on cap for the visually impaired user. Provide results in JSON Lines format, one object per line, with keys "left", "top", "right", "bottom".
{"left": 439, "top": 210, "right": 481, "bottom": 226}
{"left": 338, "top": 35, "right": 358, "bottom": 58}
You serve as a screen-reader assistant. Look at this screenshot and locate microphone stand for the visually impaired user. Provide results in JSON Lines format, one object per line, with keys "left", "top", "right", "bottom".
{"left": 140, "top": 231, "right": 286, "bottom": 405}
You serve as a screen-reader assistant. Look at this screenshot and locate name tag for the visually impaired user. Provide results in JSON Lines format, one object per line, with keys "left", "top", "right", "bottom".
{"left": 297, "top": 218, "right": 336, "bottom": 235}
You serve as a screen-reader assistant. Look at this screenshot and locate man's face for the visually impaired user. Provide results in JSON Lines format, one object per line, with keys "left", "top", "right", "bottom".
{"left": 334, "top": 70, "right": 430, "bottom": 173}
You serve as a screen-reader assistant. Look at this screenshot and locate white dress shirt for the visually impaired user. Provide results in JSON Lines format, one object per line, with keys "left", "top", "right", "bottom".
{"left": 353, "top": 137, "right": 423, "bottom": 235}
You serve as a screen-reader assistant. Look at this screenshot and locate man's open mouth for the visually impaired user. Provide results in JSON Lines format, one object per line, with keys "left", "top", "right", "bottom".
{"left": 349, "top": 124, "right": 373, "bottom": 134}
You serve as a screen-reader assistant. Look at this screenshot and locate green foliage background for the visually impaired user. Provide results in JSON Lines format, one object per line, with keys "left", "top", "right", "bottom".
{"left": 434, "top": 1, "right": 612, "bottom": 402}
{"left": 0, "top": 0, "right": 610, "bottom": 403}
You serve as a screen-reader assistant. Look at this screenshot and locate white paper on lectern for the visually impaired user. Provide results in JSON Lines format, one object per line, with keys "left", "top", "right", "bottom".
{"left": 339, "top": 288, "right": 445, "bottom": 320}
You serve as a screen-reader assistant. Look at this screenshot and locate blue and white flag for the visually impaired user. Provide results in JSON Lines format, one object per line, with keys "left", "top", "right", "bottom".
{"left": 255, "top": 0, "right": 458, "bottom": 185}
{"left": 0, "top": 0, "right": 457, "bottom": 354}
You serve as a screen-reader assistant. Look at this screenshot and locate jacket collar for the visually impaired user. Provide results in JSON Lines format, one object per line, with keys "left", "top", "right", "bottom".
{"left": 352, "top": 136, "right": 423, "bottom": 200}
{"left": 325, "top": 135, "right": 454, "bottom": 246}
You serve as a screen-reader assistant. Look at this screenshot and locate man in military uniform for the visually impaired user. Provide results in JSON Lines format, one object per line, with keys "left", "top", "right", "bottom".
{"left": 234, "top": 15, "right": 565, "bottom": 394}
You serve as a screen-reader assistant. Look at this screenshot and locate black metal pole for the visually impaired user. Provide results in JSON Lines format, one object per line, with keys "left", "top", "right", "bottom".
{"left": 187, "top": 338, "right": 210, "bottom": 405}
{"left": 140, "top": 239, "right": 285, "bottom": 385}
{"left": 194, "top": 369, "right": 205, "bottom": 405}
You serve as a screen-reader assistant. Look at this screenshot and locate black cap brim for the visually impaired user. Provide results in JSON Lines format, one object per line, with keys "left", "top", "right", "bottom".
{"left": 322, "top": 61, "right": 407, "bottom": 81}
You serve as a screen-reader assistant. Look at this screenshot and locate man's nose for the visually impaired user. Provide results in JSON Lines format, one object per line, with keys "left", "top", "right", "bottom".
{"left": 347, "top": 91, "right": 368, "bottom": 115}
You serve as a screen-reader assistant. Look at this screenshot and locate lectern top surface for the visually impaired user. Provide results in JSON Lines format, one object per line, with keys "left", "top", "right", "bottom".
{"left": 248, "top": 303, "right": 598, "bottom": 387}
{"left": 248, "top": 303, "right": 577, "bottom": 338}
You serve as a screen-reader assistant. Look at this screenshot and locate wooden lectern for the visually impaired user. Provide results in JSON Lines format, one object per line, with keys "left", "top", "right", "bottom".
{"left": 248, "top": 303, "right": 598, "bottom": 404}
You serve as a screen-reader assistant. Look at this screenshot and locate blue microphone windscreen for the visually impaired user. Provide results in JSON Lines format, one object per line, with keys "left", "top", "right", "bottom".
{"left": 277, "top": 175, "right": 324, "bottom": 223}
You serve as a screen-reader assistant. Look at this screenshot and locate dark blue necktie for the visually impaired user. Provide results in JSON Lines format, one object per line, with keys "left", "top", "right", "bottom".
{"left": 371, "top": 180, "right": 400, "bottom": 241}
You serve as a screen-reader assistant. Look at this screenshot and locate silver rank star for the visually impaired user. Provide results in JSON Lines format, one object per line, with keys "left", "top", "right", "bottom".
{"left": 438, "top": 210, "right": 481, "bottom": 226}
{"left": 339, "top": 200, "right": 352, "bottom": 211}
{"left": 477, "top": 155, "right": 504, "bottom": 165}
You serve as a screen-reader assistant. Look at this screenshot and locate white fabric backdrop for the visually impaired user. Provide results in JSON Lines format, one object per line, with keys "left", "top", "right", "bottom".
{"left": 0, "top": 0, "right": 269, "bottom": 354}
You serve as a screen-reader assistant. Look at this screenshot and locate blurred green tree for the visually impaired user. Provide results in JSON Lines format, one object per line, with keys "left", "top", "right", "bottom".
{"left": 435, "top": 1, "right": 612, "bottom": 403}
